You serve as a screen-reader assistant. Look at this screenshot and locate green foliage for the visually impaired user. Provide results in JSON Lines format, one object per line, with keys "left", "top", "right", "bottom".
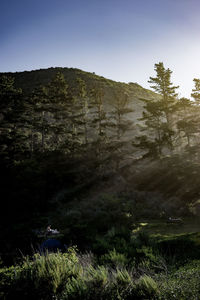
{"left": 0, "top": 75, "right": 26, "bottom": 163}
{"left": 134, "top": 62, "right": 180, "bottom": 158}
{"left": 157, "top": 234, "right": 200, "bottom": 264}
{"left": 0, "top": 249, "right": 160, "bottom": 300}
{"left": 3, "top": 64, "right": 200, "bottom": 300}
{"left": 0, "top": 247, "right": 79, "bottom": 299}
{"left": 0, "top": 265, "right": 21, "bottom": 299}
{"left": 100, "top": 248, "right": 129, "bottom": 268}
{"left": 2, "top": 230, "right": 200, "bottom": 299}
{"left": 54, "top": 194, "right": 134, "bottom": 250}
{"left": 136, "top": 275, "right": 159, "bottom": 298}
{"left": 148, "top": 62, "right": 179, "bottom": 99}
{"left": 157, "top": 260, "right": 200, "bottom": 299}
{"left": 191, "top": 78, "right": 200, "bottom": 105}
{"left": 135, "top": 153, "right": 200, "bottom": 205}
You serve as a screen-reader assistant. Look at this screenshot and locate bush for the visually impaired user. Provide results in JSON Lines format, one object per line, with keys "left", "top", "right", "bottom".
{"left": 57, "top": 195, "right": 134, "bottom": 251}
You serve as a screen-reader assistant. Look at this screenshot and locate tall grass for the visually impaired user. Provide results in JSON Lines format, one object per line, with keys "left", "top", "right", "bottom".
{"left": 0, "top": 247, "right": 159, "bottom": 300}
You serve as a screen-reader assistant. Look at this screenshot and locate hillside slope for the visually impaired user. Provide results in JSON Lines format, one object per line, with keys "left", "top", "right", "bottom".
{"left": 1, "top": 67, "right": 159, "bottom": 127}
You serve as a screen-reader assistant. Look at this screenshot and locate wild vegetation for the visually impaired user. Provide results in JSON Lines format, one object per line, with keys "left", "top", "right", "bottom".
{"left": 1, "top": 63, "right": 200, "bottom": 299}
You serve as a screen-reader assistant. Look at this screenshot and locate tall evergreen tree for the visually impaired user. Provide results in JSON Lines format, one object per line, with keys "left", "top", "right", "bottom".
{"left": 191, "top": 78, "right": 200, "bottom": 105}
{"left": 0, "top": 75, "right": 25, "bottom": 162}
{"left": 134, "top": 62, "right": 179, "bottom": 158}
{"left": 188, "top": 78, "right": 200, "bottom": 155}
{"left": 148, "top": 62, "right": 179, "bottom": 127}
{"left": 134, "top": 100, "right": 174, "bottom": 157}
{"left": 89, "top": 82, "right": 110, "bottom": 171}
{"left": 90, "top": 82, "right": 107, "bottom": 137}
{"left": 27, "top": 85, "right": 49, "bottom": 153}
{"left": 46, "top": 72, "right": 79, "bottom": 154}
{"left": 110, "top": 88, "right": 133, "bottom": 140}
{"left": 176, "top": 97, "right": 196, "bottom": 147}
{"left": 109, "top": 87, "right": 134, "bottom": 168}
{"left": 76, "top": 77, "right": 90, "bottom": 146}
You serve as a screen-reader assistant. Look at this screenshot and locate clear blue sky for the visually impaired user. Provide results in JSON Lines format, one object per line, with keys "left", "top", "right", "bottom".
{"left": 1, "top": 0, "right": 200, "bottom": 98}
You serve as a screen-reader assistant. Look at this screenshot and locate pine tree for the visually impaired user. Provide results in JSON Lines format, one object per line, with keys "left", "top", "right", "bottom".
{"left": 76, "top": 77, "right": 90, "bottom": 146}
{"left": 188, "top": 78, "right": 200, "bottom": 156}
{"left": 27, "top": 85, "right": 50, "bottom": 153}
{"left": 134, "top": 100, "right": 174, "bottom": 158}
{"left": 176, "top": 97, "right": 195, "bottom": 147}
{"left": 110, "top": 88, "right": 133, "bottom": 140}
{"left": 109, "top": 87, "right": 134, "bottom": 168}
{"left": 46, "top": 72, "right": 78, "bottom": 154}
{"left": 89, "top": 82, "right": 110, "bottom": 171}
{"left": 148, "top": 62, "right": 179, "bottom": 127}
{"left": 191, "top": 78, "right": 200, "bottom": 105}
{"left": 134, "top": 62, "right": 179, "bottom": 158}
{"left": 90, "top": 82, "right": 107, "bottom": 137}
{"left": 0, "top": 75, "right": 26, "bottom": 162}
{"left": 190, "top": 79, "right": 200, "bottom": 146}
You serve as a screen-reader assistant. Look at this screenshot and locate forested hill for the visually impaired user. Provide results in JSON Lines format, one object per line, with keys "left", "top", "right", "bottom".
{"left": 1, "top": 66, "right": 157, "bottom": 100}
{"left": 2, "top": 63, "right": 200, "bottom": 276}
{"left": 0, "top": 66, "right": 161, "bottom": 228}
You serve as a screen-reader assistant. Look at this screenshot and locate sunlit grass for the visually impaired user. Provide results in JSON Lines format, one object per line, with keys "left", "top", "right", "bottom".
{"left": 132, "top": 218, "right": 200, "bottom": 242}
{"left": 133, "top": 222, "right": 148, "bottom": 233}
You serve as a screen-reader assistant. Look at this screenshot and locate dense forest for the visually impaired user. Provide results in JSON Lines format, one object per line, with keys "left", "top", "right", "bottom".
{"left": 1, "top": 63, "right": 200, "bottom": 299}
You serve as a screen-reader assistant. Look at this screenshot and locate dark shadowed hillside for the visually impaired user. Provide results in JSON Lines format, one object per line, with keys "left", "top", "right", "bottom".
{"left": 1, "top": 67, "right": 159, "bottom": 126}
{"left": 1, "top": 67, "right": 157, "bottom": 98}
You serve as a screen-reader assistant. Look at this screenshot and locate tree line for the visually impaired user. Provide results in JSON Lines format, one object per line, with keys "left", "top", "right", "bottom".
{"left": 0, "top": 72, "right": 134, "bottom": 176}
{"left": 1, "top": 62, "right": 200, "bottom": 170}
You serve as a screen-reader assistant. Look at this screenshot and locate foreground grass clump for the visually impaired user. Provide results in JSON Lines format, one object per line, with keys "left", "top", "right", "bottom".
{"left": 0, "top": 247, "right": 159, "bottom": 300}
{"left": 0, "top": 247, "right": 80, "bottom": 300}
